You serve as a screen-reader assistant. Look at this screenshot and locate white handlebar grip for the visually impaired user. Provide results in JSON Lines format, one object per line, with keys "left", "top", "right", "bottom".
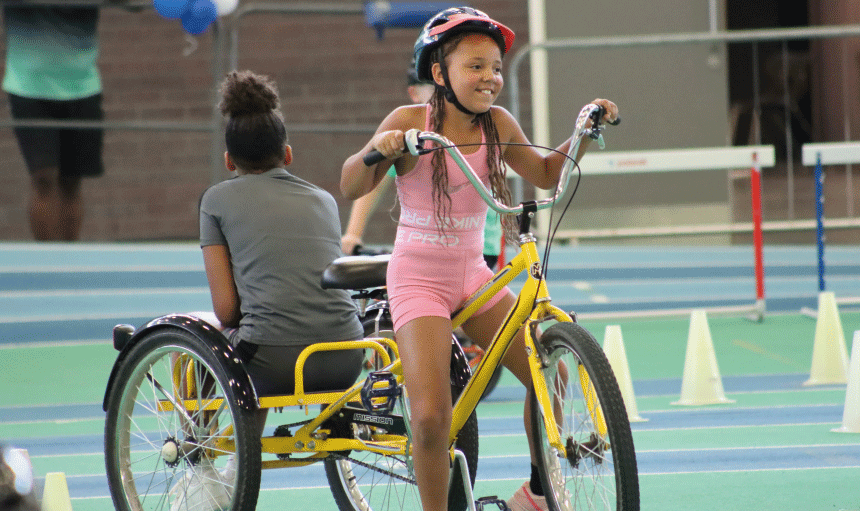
{"left": 404, "top": 129, "right": 422, "bottom": 156}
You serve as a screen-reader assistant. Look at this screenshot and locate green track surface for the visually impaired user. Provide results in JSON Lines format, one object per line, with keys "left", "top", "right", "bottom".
{"left": 4, "top": 312, "right": 859, "bottom": 511}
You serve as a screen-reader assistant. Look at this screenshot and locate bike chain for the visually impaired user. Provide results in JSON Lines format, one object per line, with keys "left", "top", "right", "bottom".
{"left": 329, "top": 452, "right": 415, "bottom": 485}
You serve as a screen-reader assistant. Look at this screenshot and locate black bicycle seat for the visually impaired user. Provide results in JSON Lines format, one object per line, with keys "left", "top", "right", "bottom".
{"left": 321, "top": 254, "right": 390, "bottom": 290}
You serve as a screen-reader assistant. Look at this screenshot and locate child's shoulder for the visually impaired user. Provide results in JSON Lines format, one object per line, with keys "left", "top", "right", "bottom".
{"left": 488, "top": 105, "right": 518, "bottom": 138}
{"left": 388, "top": 103, "right": 429, "bottom": 126}
{"left": 489, "top": 104, "right": 515, "bottom": 123}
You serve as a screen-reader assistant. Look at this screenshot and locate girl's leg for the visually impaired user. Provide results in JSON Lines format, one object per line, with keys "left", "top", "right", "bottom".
{"left": 461, "top": 292, "right": 538, "bottom": 461}
{"left": 396, "top": 316, "right": 454, "bottom": 511}
{"left": 463, "top": 293, "right": 551, "bottom": 510}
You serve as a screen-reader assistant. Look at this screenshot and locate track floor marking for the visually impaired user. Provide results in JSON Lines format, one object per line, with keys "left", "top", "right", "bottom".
{"left": 732, "top": 339, "right": 807, "bottom": 369}
{"left": 0, "top": 287, "right": 208, "bottom": 299}
{"left": 641, "top": 465, "right": 860, "bottom": 476}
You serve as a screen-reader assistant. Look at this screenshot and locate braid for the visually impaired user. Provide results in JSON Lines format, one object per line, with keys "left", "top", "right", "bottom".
{"left": 429, "top": 89, "right": 453, "bottom": 238}
{"left": 476, "top": 110, "right": 516, "bottom": 245}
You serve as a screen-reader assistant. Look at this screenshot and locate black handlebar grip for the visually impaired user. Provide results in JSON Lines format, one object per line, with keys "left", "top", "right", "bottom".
{"left": 592, "top": 105, "right": 620, "bottom": 126}
{"left": 363, "top": 150, "right": 387, "bottom": 167}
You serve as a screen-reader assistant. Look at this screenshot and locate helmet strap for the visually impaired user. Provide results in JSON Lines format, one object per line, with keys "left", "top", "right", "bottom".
{"left": 437, "top": 60, "right": 478, "bottom": 117}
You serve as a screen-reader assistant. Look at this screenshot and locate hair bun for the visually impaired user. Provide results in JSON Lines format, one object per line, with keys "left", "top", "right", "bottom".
{"left": 219, "top": 70, "right": 280, "bottom": 117}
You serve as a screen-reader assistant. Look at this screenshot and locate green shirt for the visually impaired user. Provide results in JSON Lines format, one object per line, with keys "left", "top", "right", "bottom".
{"left": 3, "top": 7, "right": 101, "bottom": 100}
{"left": 482, "top": 209, "right": 502, "bottom": 256}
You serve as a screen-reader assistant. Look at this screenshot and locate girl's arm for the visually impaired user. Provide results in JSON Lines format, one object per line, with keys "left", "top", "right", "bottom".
{"left": 496, "top": 99, "right": 618, "bottom": 190}
{"left": 341, "top": 105, "right": 421, "bottom": 200}
{"left": 202, "top": 244, "right": 242, "bottom": 328}
{"left": 341, "top": 173, "right": 394, "bottom": 254}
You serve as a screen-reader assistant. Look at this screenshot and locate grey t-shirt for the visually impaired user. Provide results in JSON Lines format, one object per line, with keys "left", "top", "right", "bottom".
{"left": 199, "top": 168, "right": 363, "bottom": 347}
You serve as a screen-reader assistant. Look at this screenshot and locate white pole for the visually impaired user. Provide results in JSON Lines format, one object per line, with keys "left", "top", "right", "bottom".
{"left": 708, "top": 0, "right": 718, "bottom": 34}
{"left": 527, "top": 0, "right": 552, "bottom": 235}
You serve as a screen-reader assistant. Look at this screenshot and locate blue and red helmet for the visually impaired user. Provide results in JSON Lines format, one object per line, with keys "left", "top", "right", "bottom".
{"left": 413, "top": 6, "right": 515, "bottom": 82}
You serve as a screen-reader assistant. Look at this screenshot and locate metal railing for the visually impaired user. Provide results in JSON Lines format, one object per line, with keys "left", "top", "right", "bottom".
{"left": 507, "top": 24, "right": 860, "bottom": 239}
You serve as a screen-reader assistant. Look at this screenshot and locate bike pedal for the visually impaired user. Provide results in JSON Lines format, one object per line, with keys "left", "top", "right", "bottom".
{"left": 475, "top": 496, "right": 510, "bottom": 511}
{"left": 360, "top": 371, "right": 401, "bottom": 414}
{"left": 273, "top": 424, "right": 293, "bottom": 438}
{"left": 273, "top": 424, "right": 293, "bottom": 460}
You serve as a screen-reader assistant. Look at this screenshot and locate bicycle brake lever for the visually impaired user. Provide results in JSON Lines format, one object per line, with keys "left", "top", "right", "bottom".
{"left": 584, "top": 127, "right": 606, "bottom": 150}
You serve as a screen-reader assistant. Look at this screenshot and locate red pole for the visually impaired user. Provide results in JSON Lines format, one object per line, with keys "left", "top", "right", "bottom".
{"left": 750, "top": 153, "right": 766, "bottom": 307}
{"left": 497, "top": 232, "right": 505, "bottom": 269}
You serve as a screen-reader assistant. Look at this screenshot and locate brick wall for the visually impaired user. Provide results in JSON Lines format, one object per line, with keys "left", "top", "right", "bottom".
{"left": 0, "top": 0, "right": 530, "bottom": 241}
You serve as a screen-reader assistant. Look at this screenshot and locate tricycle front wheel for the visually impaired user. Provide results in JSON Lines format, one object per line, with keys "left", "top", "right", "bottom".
{"left": 104, "top": 327, "right": 261, "bottom": 511}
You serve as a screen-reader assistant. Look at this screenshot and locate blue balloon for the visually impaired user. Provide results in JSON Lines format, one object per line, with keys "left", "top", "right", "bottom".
{"left": 181, "top": 0, "right": 217, "bottom": 35}
{"left": 153, "top": 0, "right": 190, "bottom": 20}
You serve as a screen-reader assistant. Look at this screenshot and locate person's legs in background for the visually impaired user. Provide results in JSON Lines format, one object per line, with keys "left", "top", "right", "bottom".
{"left": 10, "top": 93, "right": 103, "bottom": 241}
{"left": 28, "top": 167, "right": 82, "bottom": 241}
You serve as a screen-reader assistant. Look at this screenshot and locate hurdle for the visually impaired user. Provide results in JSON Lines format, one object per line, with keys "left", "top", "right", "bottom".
{"left": 801, "top": 141, "right": 860, "bottom": 310}
{"left": 555, "top": 145, "right": 775, "bottom": 320}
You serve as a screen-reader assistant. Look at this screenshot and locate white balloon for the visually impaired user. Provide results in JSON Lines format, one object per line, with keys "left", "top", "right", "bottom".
{"left": 213, "top": 0, "right": 238, "bottom": 16}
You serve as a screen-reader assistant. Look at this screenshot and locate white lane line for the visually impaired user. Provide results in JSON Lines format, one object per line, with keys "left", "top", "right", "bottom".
{"left": 0, "top": 417, "right": 107, "bottom": 426}
{"left": 640, "top": 465, "right": 860, "bottom": 476}
{"left": 633, "top": 443, "right": 860, "bottom": 453}
{"left": 0, "top": 287, "right": 209, "bottom": 299}
{"left": 0, "top": 311, "right": 192, "bottom": 324}
{"left": 475, "top": 422, "right": 842, "bottom": 438}
{"left": 558, "top": 275, "right": 860, "bottom": 286}
{"left": 0, "top": 339, "right": 111, "bottom": 349}
{"left": 0, "top": 265, "right": 203, "bottom": 273}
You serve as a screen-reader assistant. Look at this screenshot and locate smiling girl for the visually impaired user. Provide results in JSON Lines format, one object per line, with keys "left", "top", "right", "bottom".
{"left": 341, "top": 7, "right": 617, "bottom": 511}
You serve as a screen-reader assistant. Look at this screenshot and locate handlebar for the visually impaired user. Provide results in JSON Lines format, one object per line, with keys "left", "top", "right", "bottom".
{"left": 362, "top": 103, "right": 616, "bottom": 215}
{"left": 362, "top": 149, "right": 389, "bottom": 167}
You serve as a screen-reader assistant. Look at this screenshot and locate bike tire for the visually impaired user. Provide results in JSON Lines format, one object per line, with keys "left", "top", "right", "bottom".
{"left": 104, "top": 327, "right": 261, "bottom": 511}
{"left": 324, "top": 400, "right": 479, "bottom": 511}
{"left": 324, "top": 313, "right": 479, "bottom": 511}
{"left": 359, "top": 309, "right": 396, "bottom": 370}
{"left": 529, "top": 322, "right": 639, "bottom": 511}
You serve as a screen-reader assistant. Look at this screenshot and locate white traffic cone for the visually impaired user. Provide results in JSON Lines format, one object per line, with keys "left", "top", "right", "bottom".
{"left": 672, "top": 310, "right": 735, "bottom": 406}
{"left": 602, "top": 325, "right": 647, "bottom": 422}
{"left": 804, "top": 291, "right": 849, "bottom": 386}
{"left": 41, "top": 472, "right": 73, "bottom": 511}
{"left": 832, "top": 330, "right": 860, "bottom": 433}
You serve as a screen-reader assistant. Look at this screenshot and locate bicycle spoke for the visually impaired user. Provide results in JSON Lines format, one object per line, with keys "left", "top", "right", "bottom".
{"left": 145, "top": 372, "right": 195, "bottom": 428}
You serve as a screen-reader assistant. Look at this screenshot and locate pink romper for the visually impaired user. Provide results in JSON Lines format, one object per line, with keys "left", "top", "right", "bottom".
{"left": 387, "top": 106, "right": 507, "bottom": 332}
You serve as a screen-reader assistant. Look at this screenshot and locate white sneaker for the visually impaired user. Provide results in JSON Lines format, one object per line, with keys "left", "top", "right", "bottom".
{"left": 506, "top": 482, "right": 549, "bottom": 511}
{"left": 220, "top": 456, "right": 236, "bottom": 485}
{"left": 170, "top": 457, "right": 231, "bottom": 511}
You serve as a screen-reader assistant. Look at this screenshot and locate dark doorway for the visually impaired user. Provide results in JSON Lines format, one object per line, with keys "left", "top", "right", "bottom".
{"left": 727, "top": 0, "right": 811, "bottom": 162}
